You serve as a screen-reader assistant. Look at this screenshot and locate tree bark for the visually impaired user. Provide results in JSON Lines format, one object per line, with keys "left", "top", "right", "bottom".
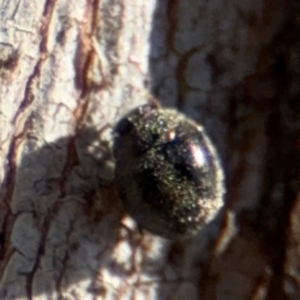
{"left": 0, "top": 0, "right": 299, "bottom": 299}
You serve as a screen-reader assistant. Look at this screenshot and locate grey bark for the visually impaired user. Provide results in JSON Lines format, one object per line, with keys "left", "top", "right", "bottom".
{"left": 0, "top": 0, "right": 299, "bottom": 299}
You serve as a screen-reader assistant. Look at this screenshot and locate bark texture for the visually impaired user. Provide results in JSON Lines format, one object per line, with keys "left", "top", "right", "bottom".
{"left": 0, "top": 0, "right": 299, "bottom": 299}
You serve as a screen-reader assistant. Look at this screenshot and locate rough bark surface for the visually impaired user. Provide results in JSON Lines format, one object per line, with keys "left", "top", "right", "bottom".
{"left": 0, "top": 0, "right": 299, "bottom": 299}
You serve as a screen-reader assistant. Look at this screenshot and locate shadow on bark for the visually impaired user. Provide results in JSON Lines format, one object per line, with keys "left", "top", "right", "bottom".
{"left": 2, "top": 125, "right": 226, "bottom": 299}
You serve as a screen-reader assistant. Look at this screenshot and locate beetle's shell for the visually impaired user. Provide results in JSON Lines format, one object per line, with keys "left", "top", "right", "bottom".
{"left": 113, "top": 103, "right": 224, "bottom": 238}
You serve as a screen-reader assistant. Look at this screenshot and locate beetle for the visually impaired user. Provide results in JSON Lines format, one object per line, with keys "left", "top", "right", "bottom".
{"left": 113, "top": 103, "right": 225, "bottom": 238}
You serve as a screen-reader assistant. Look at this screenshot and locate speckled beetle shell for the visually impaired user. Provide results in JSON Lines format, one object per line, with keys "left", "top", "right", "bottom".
{"left": 113, "top": 103, "right": 224, "bottom": 238}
